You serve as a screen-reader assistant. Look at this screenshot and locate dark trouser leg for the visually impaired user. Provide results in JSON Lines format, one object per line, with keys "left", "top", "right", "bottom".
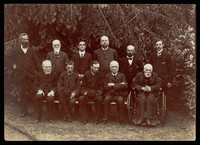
{"left": 46, "top": 95, "right": 55, "bottom": 120}
{"left": 146, "top": 93, "right": 155, "bottom": 119}
{"left": 35, "top": 94, "right": 43, "bottom": 120}
{"left": 104, "top": 95, "right": 112, "bottom": 120}
{"left": 59, "top": 93, "right": 71, "bottom": 119}
{"left": 137, "top": 92, "right": 146, "bottom": 120}
{"left": 95, "top": 95, "right": 103, "bottom": 121}
{"left": 115, "top": 96, "right": 124, "bottom": 122}
{"left": 79, "top": 95, "right": 88, "bottom": 121}
{"left": 18, "top": 84, "right": 28, "bottom": 115}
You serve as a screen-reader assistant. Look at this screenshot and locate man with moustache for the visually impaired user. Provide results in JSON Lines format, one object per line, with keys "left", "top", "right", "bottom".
{"left": 132, "top": 63, "right": 161, "bottom": 125}
{"left": 119, "top": 45, "right": 142, "bottom": 93}
{"left": 57, "top": 60, "right": 80, "bottom": 122}
{"left": 103, "top": 61, "right": 127, "bottom": 124}
{"left": 79, "top": 60, "right": 104, "bottom": 125}
{"left": 34, "top": 60, "right": 58, "bottom": 122}
{"left": 71, "top": 39, "right": 92, "bottom": 80}
{"left": 7, "top": 33, "right": 40, "bottom": 117}
{"left": 46, "top": 39, "right": 69, "bottom": 76}
{"left": 93, "top": 35, "right": 118, "bottom": 75}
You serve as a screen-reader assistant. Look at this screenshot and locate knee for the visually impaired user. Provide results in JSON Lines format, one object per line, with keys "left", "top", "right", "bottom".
{"left": 104, "top": 95, "right": 111, "bottom": 102}
{"left": 35, "top": 94, "right": 43, "bottom": 100}
{"left": 47, "top": 95, "right": 54, "bottom": 101}
{"left": 79, "top": 95, "right": 85, "bottom": 102}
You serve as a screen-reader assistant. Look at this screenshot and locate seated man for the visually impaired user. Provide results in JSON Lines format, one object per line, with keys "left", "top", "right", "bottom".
{"left": 103, "top": 60, "right": 127, "bottom": 124}
{"left": 132, "top": 63, "right": 161, "bottom": 125}
{"left": 79, "top": 60, "right": 104, "bottom": 125}
{"left": 34, "top": 60, "right": 58, "bottom": 123}
{"left": 57, "top": 60, "right": 81, "bottom": 122}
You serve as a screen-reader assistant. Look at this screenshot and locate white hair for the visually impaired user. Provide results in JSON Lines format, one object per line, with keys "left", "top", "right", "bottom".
{"left": 110, "top": 60, "right": 119, "bottom": 67}
{"left": 42, "top": 60, "right": 51, "bottom": 67}
{"left": 101, "top": 35, "right": 109, "bottom": 41}
{"left": 144, "top": 63, "right": 153, "bottom": 71}
{"left": 52, "top": 39, "right": 61, "bottom": 45}
{"left": 127, "top": 45, "right": 135, "bottom": 50}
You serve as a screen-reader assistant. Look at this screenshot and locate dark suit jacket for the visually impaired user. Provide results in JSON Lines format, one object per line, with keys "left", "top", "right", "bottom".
{"left": 46, "top": 51, "right": 69, "bottom": 74}
{"left": 7, "top": 43, "right": 40, "bottom": 84}
{"left": 149, "top": 50, "right": 175, "bottom": 86}
{"left": 81, "top": 70, "right": 104, "bottom": 95}
{"left": 103, "top": 72, "right": 127, "bottom": 97}
{"left": 71, "top": 52, "right": 92, "bottom": 74}
{"left": 57, "top": 71, "right": 80, "bottom": 95}
{"left": 119, "top": 56, "right": 142, "bottom": 89}
{"left": 93, "top": 48, "right": 118, "bottom": 73}
{"left": 132, "top": 72, "right": 161, "bottom": 93}
{"left": 34, "top": 71, "right": 58, "bottom": 93}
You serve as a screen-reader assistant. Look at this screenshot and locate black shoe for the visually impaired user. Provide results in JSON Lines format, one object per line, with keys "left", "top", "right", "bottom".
{"left": 35, "top": 118, "right": 41, "bottom": 123}
{"left": 21, "top": 112, "right": 28, "bottom": 117}
{"left": 94, "top": 120, "right": 99, "bottom": 125}
{"left": 102, "top": 118, "right": 108, "bottom": 124}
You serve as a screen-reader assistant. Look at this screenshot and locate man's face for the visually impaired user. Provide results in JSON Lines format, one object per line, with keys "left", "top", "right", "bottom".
{"left": 91, "top": 63, "right": 100, "bottom": 74}
{"left": 52, "top": 41, "right": 61, "bottom": 53}
{"left": 43, "top": 62, "right": 52, "bottom": 75}
{"left": 20, "top": 35, "right": 29, "bottom": 48}
{"left": 144, "top": 67, "right": 152, "bottom": 78}
{"left": 100, "top": 36, "right": 109, "bottom": 48}
{"left": 155, "top": 40, "right": 164, "bottom": 52}
{"left": 78, "top": 41, "right": 86, "bottom": 51}
{"left": 126, "top": 46, "right": 135, "bottom": 57}
{"left": 66, "top": 64, "right": 74, "bottom": 75}
{"left": 110, "top": 64, "right": 119, "bottom": 74}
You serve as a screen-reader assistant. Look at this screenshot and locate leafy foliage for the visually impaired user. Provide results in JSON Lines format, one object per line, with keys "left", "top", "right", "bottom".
{"left": 4, "top": 4, "right": 196, "bottom": 117}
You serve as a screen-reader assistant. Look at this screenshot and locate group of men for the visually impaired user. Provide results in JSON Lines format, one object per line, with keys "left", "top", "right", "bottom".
{"left": 6, "top": 33, "right": 175, "bottom": 125}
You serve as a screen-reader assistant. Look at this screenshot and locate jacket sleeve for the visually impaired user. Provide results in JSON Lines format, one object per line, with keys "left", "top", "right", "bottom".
{"left": 34, "top": 73, "right": 41, "bottom": 92}
{"left": 132, "top": 73, "right": 143, "bottom": 91}
{"left": 113, "top": 74, "right": 127, "bottom": 91}
{"left": 150, "top": 74, "right": 162, "bottom": 92}
{"left": 72, "top": 74, "right": 81, "bottom": 95}
{"left": 80, "top": 74, "right": 88, "bottom": 94}
{"left": 57, "top": 73, "right": 64, "bottom": 93}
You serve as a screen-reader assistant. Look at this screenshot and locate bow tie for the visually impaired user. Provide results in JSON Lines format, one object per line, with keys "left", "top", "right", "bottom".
{"left": 127, "top": 57, "right": 133, "bottom": 60}
{"left": 157, "top": 52, "right": 162, "bottom": 56}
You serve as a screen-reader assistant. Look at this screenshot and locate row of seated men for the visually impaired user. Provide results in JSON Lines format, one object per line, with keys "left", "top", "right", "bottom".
{"left": 35, "top": 59, "right": 161, "bottom": 126}
{"left": 7, "top": 33, "right": 174, "bottom": 126}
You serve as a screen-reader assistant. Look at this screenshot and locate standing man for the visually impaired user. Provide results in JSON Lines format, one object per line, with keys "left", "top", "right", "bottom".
{"left": 119, "top": 45, "right": 142, "bottom": 92}
{"left": 149, "top": 40, "right": 175, "bottom": 92}
{"left": 46, "top": 39, "right": 69, "bottom": 76}
{"left": 79, "top": 60, "right": 104, "bottom": 125}
{"left": 34, "top": 60, "right": 58, "bottom": 122}
{"left": 8, "top": 33, "right": 40, "bottom": 117}
{"left": 132, "top": 64, "right": 161, "bottom": 125}
{"left": 93, "top": 35, "right": 118, "bottom": 75}
{"left": 103, "top": 61, "right": 127, "bottom": 124}
{"left": 57, "top": 60, "right": 80, "bottom": 122}
{"left": 71, "top": 39, "right": 92, "bottom": 80}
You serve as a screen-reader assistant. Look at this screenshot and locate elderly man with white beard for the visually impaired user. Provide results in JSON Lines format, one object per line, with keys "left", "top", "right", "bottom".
{"left": 132, "top": 63, "right": 161, "bottom": 125}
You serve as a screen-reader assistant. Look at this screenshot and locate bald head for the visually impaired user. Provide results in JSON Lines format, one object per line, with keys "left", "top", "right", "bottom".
{"left": 110, "top": 60, "right": 119, "bottom": 74}
{"left": 126, "top": 45, "right": 135, "bottom": 57}
{"left": 42, "top": 60, "right": 52, "bottom": 74}
{"left": 100, "top": 35, "right": 109, "bottom": 48}
{"left": 143, "top": 63, "right": 153, "bottom": 78}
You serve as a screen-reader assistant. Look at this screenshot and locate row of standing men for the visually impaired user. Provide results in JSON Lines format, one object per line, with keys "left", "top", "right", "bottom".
{"left": 6, "top": 33, "right": 175, "bottom": 125}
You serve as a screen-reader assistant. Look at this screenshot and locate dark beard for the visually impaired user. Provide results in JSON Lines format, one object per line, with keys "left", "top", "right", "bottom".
{"left": 127, "top": 53, "right": 133, "bottom": 57}
{"left": 22, "top": 42, "right": 28, "bottom": 48}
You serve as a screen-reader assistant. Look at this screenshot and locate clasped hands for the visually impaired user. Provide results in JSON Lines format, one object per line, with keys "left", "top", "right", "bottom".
{"left": 37, "top": 89, "right": 55, "bottom": 96}
{"left": 141, "top": 85, "right": 151, "bottom": 92}
{"left": 108, "top": 82, "right": 125, "bottom": 87}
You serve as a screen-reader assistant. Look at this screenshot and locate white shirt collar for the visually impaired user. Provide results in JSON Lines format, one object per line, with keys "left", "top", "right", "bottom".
{"left": 102, "top": 47, "right": 108, "bottom": 51}
{"left": 91, "top": 70, "right": 95, "bottom": 75}
{"left": 21, "top": 44, "right": 28, "bottom": 54}
{"left": 79, "top": 50, "right": 85, "bottom": 56}
{"left": 157, "top": 49, "right": 163, "bottom": 54}
{"left": 112, "top": 72, "right": 118, "bottom": 76}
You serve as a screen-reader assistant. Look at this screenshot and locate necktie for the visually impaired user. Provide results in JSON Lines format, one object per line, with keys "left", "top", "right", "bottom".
{"left": 157, "top": 52, "right": 161, "bottom": 57}
{"left": 81, "top": 53, "right": 83, "bottom": 58}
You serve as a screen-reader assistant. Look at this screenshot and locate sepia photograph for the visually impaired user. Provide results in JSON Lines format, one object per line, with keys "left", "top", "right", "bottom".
{"left": 4, "top": 4, "right": 196, "bottom": 141}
